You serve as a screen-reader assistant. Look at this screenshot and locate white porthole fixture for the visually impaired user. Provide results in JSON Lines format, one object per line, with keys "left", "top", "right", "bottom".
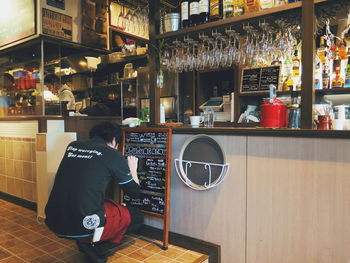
{"left": 175, "top": 134, "right": 230, "bottom": 190}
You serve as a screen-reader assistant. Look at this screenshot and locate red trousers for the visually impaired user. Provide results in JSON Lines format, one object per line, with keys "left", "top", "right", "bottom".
{"left": 79, "top": 199, "right": 131, "bottom": 244}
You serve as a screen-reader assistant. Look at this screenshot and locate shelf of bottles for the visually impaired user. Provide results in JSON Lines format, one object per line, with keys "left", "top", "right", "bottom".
{"left": 314, "top": 0, "right": 350, "bottom": 91}
{"left": 157, "top": 0, "right": 304, "bottom": 39}
{"left": 158, "top": 0, "right": 304, "bottom": 94}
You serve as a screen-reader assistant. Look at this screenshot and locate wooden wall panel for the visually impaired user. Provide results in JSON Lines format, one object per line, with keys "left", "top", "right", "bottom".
{"left": 246, "top": 137, "right": 350, "bottom": 263}
{"left": 145, "top": 134, "right": 247, "bottom": 263}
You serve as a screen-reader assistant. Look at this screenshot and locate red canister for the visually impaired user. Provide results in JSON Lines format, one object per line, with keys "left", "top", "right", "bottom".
{"left": 260, "top": 98, "right": 287, "bottom": 128}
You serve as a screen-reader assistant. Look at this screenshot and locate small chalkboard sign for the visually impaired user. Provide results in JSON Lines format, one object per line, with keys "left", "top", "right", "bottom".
{"left": 241, "top": 66, "right": 280, "bottom": 92}
{"left": 260, "top": 66, "right": 280, "bottom": 90}
{"left": 241, "top": 68, "right": 261, "bottom": 91}
{"left": 122, "top": 128, "right": 172, "bottom": 249}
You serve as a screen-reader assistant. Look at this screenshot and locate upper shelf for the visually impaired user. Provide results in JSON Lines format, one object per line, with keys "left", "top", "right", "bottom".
{"left": 110, "top": 27, "right": 149, "bottom": 43}
{"left": 156, "top": 0, "right": 334, "bottom": 39}
{"left": 156, "top": 1, "right": 303, "bottom": 39}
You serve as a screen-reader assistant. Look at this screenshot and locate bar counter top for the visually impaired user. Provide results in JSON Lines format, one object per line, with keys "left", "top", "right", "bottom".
{"left": 167, "top": 126, "right": 350, "bottom": 139}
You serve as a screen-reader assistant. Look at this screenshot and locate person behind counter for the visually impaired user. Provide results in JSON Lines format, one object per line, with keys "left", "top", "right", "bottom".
{"left": 44, "top": 73, "right": 76, "bottom": 110}
{"left": 0, "top": 73, "right": 15, "bottom": 109}
{"left": 45, "top": 122, "right": 143, "bottom": 263}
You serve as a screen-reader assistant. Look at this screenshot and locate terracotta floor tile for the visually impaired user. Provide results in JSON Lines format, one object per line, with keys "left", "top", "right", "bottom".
{"left": 142, "top": 243, "right": 164, "bottom": 253}
{"left": 0, "top": 200, "right": 208, "bottom": 263}
{"left": 109, "top": 255, "right": 140, "bottom": 263}
{"left": 49, "top": 247, "right": 78, "bottom": 259}
{"left": 143, "top": 254, "right": 173, "bottom": 263}
{"left": 5, "top": 243, "right": 35, "bottom": 254}
{"left": 176, "top": 252, "right": 204, "bottom": 262}
{"left": 0, "top": 249, "right": 11, "bottom": 260}
{"left": 126, "top": 248, "right": 154, "bottom": 261}
{"left": 27, "top": 253, "right": 60, "bottom": 263}
{"left": 158, "top": 246, "right": 186, "bottom": 259}
{"left": 36, "top": 241, "right": 65, "bottom": 253}
{"left": 16, "top": 247, "right": 46, "bottom": 261}
{"left": 0, "top": 256, "right": 25, "bottom": 263}
{"left": 60, "top": 252, "right": 85, "bottom": 263}
{"left": 116, "top": 244, "right": 140, "bottom": 255}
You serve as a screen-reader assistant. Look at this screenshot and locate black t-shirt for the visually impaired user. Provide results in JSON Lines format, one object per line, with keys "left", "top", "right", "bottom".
{"left": 45, "top": 136, "right": 140, "bottom": 237}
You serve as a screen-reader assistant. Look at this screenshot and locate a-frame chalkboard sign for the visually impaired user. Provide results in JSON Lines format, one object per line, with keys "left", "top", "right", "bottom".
{"left": 121, "top": 128, "right": 172, "bottom": 249}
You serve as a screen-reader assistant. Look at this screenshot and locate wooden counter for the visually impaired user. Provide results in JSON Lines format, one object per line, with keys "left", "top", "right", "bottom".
{"left": 168, "top": 126, "right": 350, "bottom": 139}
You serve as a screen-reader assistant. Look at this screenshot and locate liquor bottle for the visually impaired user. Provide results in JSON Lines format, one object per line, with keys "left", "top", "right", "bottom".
{"left": 223, "top": 0, "right": 234, "bottom": 19}
{"left": 338, "top": 40, "right": 347, "bottom": 60}
{"left": 292, "top": 49, "right": 300, "bottom": 78}
{"left": 245, "top": 0, "right": 260, "bottom": 13}
{"left": 233, "top": 0, "right": 245, "bottom": 16}
{"left": 345, "top": 53, "right": 350, "bottom": 88}
{"left": 199, "top": 0, "right": 210, "bottom": 23}
{"left": 322, "top": 64, "right": 330, "bottom": 89}
{"left": 317, "top": 36, "right": 326, "bottom": 64}
{"left": 283, "top": 74, "right": 294, "bottom": 92}
{"left": 190, "top": 0, "right": 200, "bottom": 26}
{"left": 210, "top": 0, "right": 222, "bottom": 20}
{"left": 181, "top": 0, "right": 190, "bottom": 28}
{"left": 260, "top": 0, "right": 274, "bottom": 9}
{"left": 274, "top": 0, "right": 287, "bottom": 6}
{"left": 331, "top": 50, "right": 344, "bottom": 88}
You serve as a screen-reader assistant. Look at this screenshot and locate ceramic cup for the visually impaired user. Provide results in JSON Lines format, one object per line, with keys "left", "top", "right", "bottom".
{"left": 190, "top": 116, "right": 203, "bottom": 127}
{"left": 344, "top": 120, "right": 350, "bottom": 130}
{"left": 332, "top": 119, "right": 344, "bottom": 130}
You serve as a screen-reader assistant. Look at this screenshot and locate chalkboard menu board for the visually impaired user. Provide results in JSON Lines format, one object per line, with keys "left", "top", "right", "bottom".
{"left": 241, "top": 66, "right": 280, "bottom": 92}
{"left": 122, "top": 128, "right": 172, "bottom": 217}
{"left": 0, "top": 0, "right": 36, "bottom": 47}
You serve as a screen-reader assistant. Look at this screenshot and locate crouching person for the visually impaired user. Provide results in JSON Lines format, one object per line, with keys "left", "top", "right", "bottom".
{"left": 45, "top": 122, "right": 143, "bottom": 263}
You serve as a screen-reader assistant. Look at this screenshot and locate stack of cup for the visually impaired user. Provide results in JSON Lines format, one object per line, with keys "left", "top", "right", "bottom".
{"left": 332, "top": 105, "right": 349, "bottom": 130}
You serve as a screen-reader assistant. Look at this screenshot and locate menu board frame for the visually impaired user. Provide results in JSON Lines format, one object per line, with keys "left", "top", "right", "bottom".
{"left": 241, "top": 65, "right": 281, "bottom": 93}
{"left": 42, "top": 8, "right": 72, "bottom": 40}
{"left": 121, "top": 127, "right": 172, "bottom": 249}
{"left": 0, "top": 0, "right": 36, "bottom": 47}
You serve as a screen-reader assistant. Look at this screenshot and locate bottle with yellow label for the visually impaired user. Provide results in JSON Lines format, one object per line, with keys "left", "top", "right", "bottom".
{"left": 233, "top": 0, "right": 245, "bottom": 16}
{"left": 260, "top": 0, "right": 274, "bottom": 9}
{"left": 210, "top": 0, "right": 222, "bottom": 20}
{"left": 317, "top": 36, "right": 326, "bottom": 64}
{"left": 245, "top": 0, "right": 260, "bottom": 13}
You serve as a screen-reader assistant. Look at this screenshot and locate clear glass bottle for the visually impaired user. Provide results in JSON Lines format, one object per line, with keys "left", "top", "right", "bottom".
{"left": 223, "top": 0, "right": 234, "bottom": 19}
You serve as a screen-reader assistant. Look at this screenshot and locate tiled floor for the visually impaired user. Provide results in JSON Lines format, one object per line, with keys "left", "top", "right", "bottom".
{"left": 0, "top": 199, "right": 208, "bottom": 263}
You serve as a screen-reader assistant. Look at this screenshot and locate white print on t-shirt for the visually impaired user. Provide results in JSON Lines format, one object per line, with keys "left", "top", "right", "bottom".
{"left": 83, "top": 214, "right": 100, "bottom": 230}
{"left": 66, "top": 146, "right": 103, "bottom": 159}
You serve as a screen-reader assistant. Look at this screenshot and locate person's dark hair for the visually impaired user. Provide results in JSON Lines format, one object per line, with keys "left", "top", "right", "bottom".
{"left": 89, "top": 122, "right": 122, "bottom": 144}
{"left": 44, "top": 74, "right": 60, "bottom": 85}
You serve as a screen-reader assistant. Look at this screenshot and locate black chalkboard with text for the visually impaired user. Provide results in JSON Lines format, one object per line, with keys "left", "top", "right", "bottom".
{"left": 122, "top": 128, "right": 172, "bottom": 217}
{"left": 122, "top": 128, "right": 172, "bottom": 249}
{"left": 241, "top": 66, "right": 280, "bottom": 92}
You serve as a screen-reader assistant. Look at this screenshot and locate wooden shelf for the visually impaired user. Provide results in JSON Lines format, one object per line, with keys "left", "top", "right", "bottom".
{"left": 239, "top": 91, "right": 291, "bottom": 97}
{"left": 156, "top": 1, "right": 302, "bottom": 39}
{"left": 316, "top": 88, "right": 350, "bottom": 95}
{"left": 110, "top": 27, "right": 149, "bottom": 43}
